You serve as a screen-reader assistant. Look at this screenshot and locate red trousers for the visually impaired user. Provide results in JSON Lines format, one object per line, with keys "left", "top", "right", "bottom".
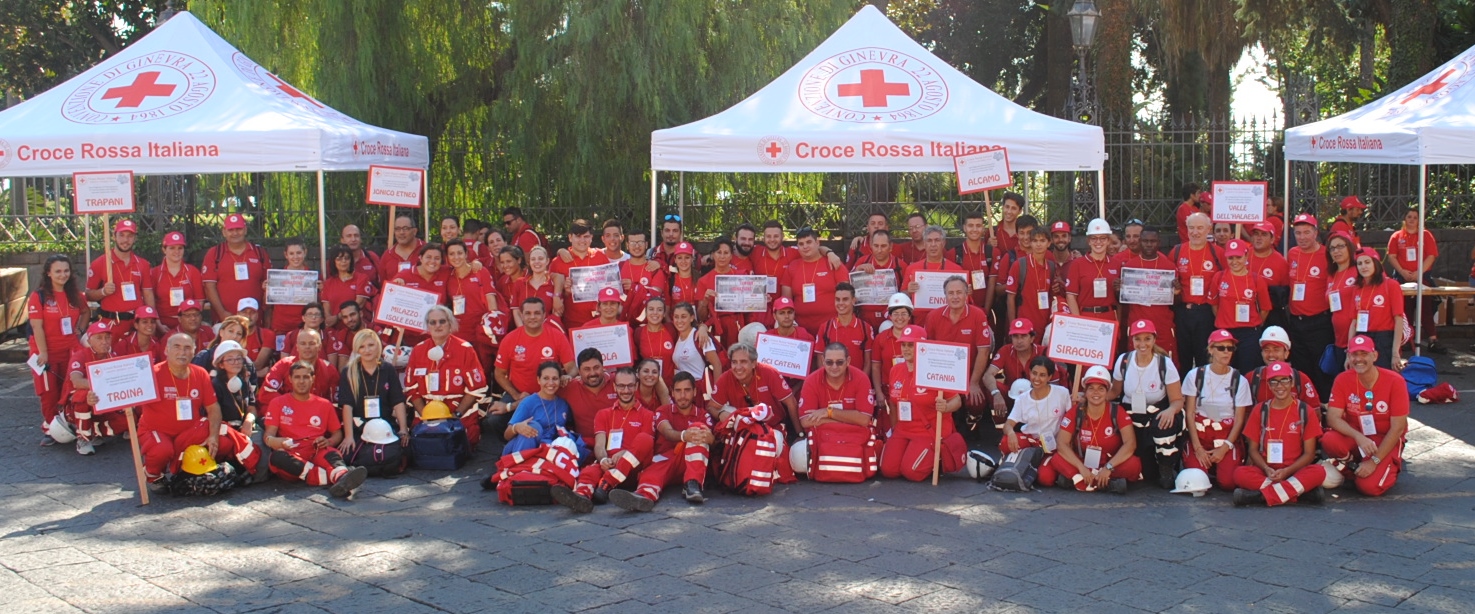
{"left": 634, "top": 443, "right": 710, "bottom": 500}
{"left": 33, "top": 355, "right": 67, "bottom": 432}
{"left": 879, "top": 430, "right": 966, "bottom": 482}
{"left": 67, "top": 402, "right": 128, "bottom": 440}
{"left": 1039, "top": 452, "right": 1142, "bottom": 491}
{"left": 1182, "top": 417, "right": 1241, "bottom": 491}
{"left": 1321, "top": 431, "right": 1402, "bottom": 497}
{"left": 269, "top": 444, "right": 347, "bottom": 486}
{"left": 139, "top": 423, "right": 257, "bottom": 480}
{"left": 1232, "top": 464, "right": 1328, "bottom": 506}
{"left": 999, "top": 432, "right": 1043, "bottom": 455}
{"left": 575, "top": 432, "right": 655, "bottom": 496}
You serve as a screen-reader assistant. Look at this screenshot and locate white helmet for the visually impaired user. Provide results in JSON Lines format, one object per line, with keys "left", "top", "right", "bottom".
{"left": 1320, "top": 459, "right": 1345, "bottom": 489}
{"left": 360, "top": 419, "right": 398, "bottom": 445}
{"left": 886, "top": 293, "right": 914, "bottom": 313}
{"left": 1170, "top": 468, "right": 1211, "bottom": 497}
{"left": 1086, "top": 218, "right": 1112, "bottom": 236}
{"left": 46, "top": 414, "right": 77, "bottom": 444}
{"left": 788, "top": 438, "right": 809, "bottom": 475}
{"left": 966, "top": 450, "right": 997, "bottom": 480}
{"left": 738, "top": 322, "right": 767, "bottom": 348}
{"left": 1007, "top": 378, "right": 1032, "bottom": 400}
{"left": 1260, "top": 326, "right": 1291, "bottom": 349}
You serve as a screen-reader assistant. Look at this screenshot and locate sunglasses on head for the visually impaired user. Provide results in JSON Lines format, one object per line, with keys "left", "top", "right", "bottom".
{"left": 663, "top": 214, "right": 682, "bottom": 223}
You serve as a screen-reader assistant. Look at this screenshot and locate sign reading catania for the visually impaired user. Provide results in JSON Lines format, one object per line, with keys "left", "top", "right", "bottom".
{"left": 798, "top": 48, "right": 949, "bottom": 123}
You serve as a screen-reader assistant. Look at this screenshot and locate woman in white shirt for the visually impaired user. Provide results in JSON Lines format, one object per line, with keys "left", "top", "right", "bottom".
{"left": 1180, "top": 328, "right": 1254, "bottom": 492}
{"left": 1002, "top": 356, "right": 1072, "bottom": 455}
{"left": 1109, "top": 319, "right": 1186, "bottom": 490}
{"left": 670, "top": 303, "right": 720, "bottom": 387}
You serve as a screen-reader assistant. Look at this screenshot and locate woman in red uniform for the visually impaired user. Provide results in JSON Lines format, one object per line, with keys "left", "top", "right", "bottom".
{"left": 322, "top": 245, "right": 376, "bottom": 329}
{"left": 512, "top": 246, "right": 561, "bottom": 331}
{"left": 1326, "top": 233, "right": 1359, "bottom": 355}
{"left": 634, "top": 297, "right": 676, "bottom": 385}
{"left": 268, "top": 239, "right": 319, "bottom": 337}
{"left": 698, "top": 238, "right": 752, "bottom": 349}
{"left": 404, "top": 305, "right": 490, "bottom": 447}
{"left": 445, "top": 241, "right": 500, "bottom": 373}
{"left": 29, "top": 255, "right": 88, "bottom": 444}
{"left": 635, "top": 358, "right": 671, "bottom": 410}
{"left": 879, "top": 325, "right": 966, "bottom": 482}
{"left": 152, "top": 231, "right": 204, "bottom": 329}
{"left": 283, "top": 303, "right": 328, "bottom": 355}
{"left": 1039, "top": 366, "right": 1141, "bottom": 493}
{"left": 1342, "top": 248, "right": 1405, "bottom": 369}
{"left": 495, "top": 246, "right": 526, "bottom": 319}
{"left": 869, "top": 293, "right": 913, "bottom": 436}
{"left": 114, "top": 305, "right": 168, "bottom": 363}
{"left": 1210, "top": 240, "right": 1273, "bottom": 372}
{"left": 388, "top": 243, "right": 450, "bottom": 348}
{"left": 667, "top": 242, "right": 700, "bottom": 308}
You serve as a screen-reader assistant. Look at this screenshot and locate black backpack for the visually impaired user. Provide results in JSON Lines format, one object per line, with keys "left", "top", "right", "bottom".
{"left": 1186, "top": 365, "right": 1241, "bottom": 401}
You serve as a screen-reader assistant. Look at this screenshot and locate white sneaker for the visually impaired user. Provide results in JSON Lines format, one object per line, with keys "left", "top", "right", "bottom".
{"left": 75, "top": 439, "right": 96, "bottom": 456}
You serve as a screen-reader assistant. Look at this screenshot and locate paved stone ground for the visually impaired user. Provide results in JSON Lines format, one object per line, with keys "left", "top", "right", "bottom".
{"left": 1, "top": 354, "right": 1474, "bottom": 614}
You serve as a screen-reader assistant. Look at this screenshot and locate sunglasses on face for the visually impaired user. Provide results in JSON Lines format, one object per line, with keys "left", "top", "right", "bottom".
{"left": 1210, "top": 345, "right": 1236, "bottom": 352}
{"left": 1268, "top": 378, "right": 1294, "bottom": 387}
{"left": 823, "top": 359, "right": 846, "bottom": 366}
{"left": 427, "top": 319, "right": 450, "bottom": 326}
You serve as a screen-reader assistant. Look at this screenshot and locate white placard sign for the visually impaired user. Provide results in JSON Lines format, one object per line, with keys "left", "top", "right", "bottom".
{"left": 715, "top": 275, "right": 769, "bottom": 313}
{"left": 755, "top": 333, "right": 813, "bottom": 379}
{"left": 1046, "top": 313, "right": 1118, "bottom": 367}
{"left": 72, "top": 171, "right": 136, "bottom": 214}
{"left": 1211, "top": 181, "right": 1268, "bottom": 223}
{"left": 265, "top": 269, "right": 320, "bottom": 306}
{"left": 571, "top": 323, "right": 635, "bottom": 368}
{"left": 86, "top": 353, "right": 160, "bottom": 414}
{"left": 954, "top": 148, "right": 1012, "bottom": 195}
{"left": 568, "top": 263, "right": 622, "bottom": 303}
{"left": 850, "top": 270, "right": 900, "bottom": 306}
{"left": 365, "top": 165, "right": 425, "bottom": 208}
{"left": 914, "top": 341, "right": 971, "bottom": 393}
{"left": 912, "top": 271, "right": 957, "bottom": 309}
{"left": 374, "top": 283, "right": 442, "bottom": 334}
{"left": 1120, "top": 267, "right": 1176, "bottom": 306}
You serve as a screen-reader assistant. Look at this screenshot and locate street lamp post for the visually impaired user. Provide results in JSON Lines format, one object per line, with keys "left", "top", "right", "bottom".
{"left": 1066, "top": 0, "right": 1103, "bottom": 221}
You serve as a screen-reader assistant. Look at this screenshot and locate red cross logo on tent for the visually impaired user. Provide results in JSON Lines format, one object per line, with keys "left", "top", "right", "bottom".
{"left": 101, "top": 72, "right": 177, "bottom": 108}
{"left": 836, "top": 69, "right": 911, "bottom": 108}
{"left": 1402, "top": 69, "right": 1456, "bottom": 104}
{"left": 757, "top": 136, "right": 790, "bottom": 165}
{"left": 765, "top": 142, "right": 783, "bottom": 158}
{"left": 267, "top": 72, "right": 323, "bottom": 108}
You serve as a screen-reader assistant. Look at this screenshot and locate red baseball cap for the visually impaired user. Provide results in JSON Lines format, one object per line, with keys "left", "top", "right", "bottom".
{"left": 1327, "top": 231, "right": 1355, "bottom": 246}
{"left": 1340, "top": 195, "right": 1367, "bottom": 210}
{"left": 224, "top": 214, "right": 248, "bottom": 230}
{"left": 163, "top": 231, "right": 186, "bottom": 247}
{"left": 1208, "top": 329, "right": 1236, "bottom": 345}
{"left": 1007, "top": 318, "right": 1034, "bottom": 336}
{"left": 113, "top": 219, "right": 138, "bottom": 235}
{"left": 178, "top": 299, "right": 203, "bottom": 313}
{"left": 1129, "top": 319, "right": 1157, "bottom": 337}
{"left": 1355, "top": 247, "right": 1380, "bottom": 262}
{"left": 1199, "top": 191, "right": 1214, "bottom": 205}
{"left": 1049, "top": 221, "right": 1071, "bottom": 234}
{"left": 1348, "top": 334, "right": 1377, "bottom": 354}
{"left": 86, "top": 321, "right": 112, "bottom": 336}
{"left": 1292, "top": 213, "right": 1318, "bottom": 227}
{"left": 771, "top": 297, "right": 796, "bottom": 313}
{"left": 597, "top": 287, "right": 622, "bottom": 303}
{"left": 1224, "top": 239, "right": 1249, "bottom": 258}
{"left": 136, "top": 305, "right": 159, "bottom": 320}
{"left": 1264, "top": 361, "right": 1294, "bottom": 380}
{"left": 1251, "top": 222, "right": 1277, "bottom": 235}
{"left": 897, "top": 325, "right": 927, "bottom": 343}
{"left": 674, "top": 241, "right": 696, "bottom": 257}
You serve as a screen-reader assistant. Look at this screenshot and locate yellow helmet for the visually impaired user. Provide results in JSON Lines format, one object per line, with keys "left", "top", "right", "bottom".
{"left": 421, "top": 400, "right": 454, "bottom": 421}
{"left": 180, "top": 445, "right": 218, "bottom": 475}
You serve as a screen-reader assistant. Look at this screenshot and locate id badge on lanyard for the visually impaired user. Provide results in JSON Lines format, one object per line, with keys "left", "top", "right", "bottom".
{"left": 608, "top": 431, "right": 624, "bottom": 450}
{"left": 1356, "top": 311, "right": 1370, "bottom": 333}
{"left": 1084, "top": 446, "right": 1104, "bottom": 469}
{"left": 176, "top": 399, "right": 194, "bottom": 421}
{"left": 1036, "top": 291, "right": 1050, "bottom": 310}
{"left": 766, "top": 277, "right": 778, "bottom": 294}
{"left": 1329, "top": 291, "right": 1343, "bottom": 312}
{"left": 452, "top": 295, "right": 466, "bottom": 315}
{"left": 1236, "top": 303, "right": 1251, "bottom": 323}
{"left": 1292, "top": 283, "right": 1305, "bottom": 302}
{"left": 1093, "top": 278, "right": 1107, "bottom": 298}
{"left": 234, "top": 262, "right": 250, "bottom": 281}
{"left": 1266, "top": 440, "right": 1284, "bottom": 465}
{"left": 971, "top": 271, "right": 988, "bottom": 291}
{"left": 60, "top": 317, "right": 73, "bottom": 336}
{"left": 365, "top": 396, "right": 381, "bottom": 419}
{"left": 170, "top": 287, "right": 185, "bottom": 306}
{"left": 1359, "top": 413, "right": 1378, "bottom": 436}
{"left": 1190, "top": 276, "right": 1205, "bottom": 297}
{"left": 426, "top": 372, "right": 440, "bottom": 393}
{"left": 121, "top": 283, "right": 137, "bottom": 302}
{"left": 1405, "top": 247, "right": 1417, "bottom": 262}
{"left": 802, "top": 283, "right": 816, "bottom": 303}
{"left": 897, "top": 401, "right": 912, "bottom": 422}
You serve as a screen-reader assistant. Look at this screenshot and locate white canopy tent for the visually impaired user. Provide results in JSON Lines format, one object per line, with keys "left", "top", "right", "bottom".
{"left": 1285, "top": 43, "right": 1475, "bottom": 353}
{"left": 648, "top": 5, "right": 1106, "bottom": 240}
{"left": 0, "top": 11, "right": 431, "bottom": 268}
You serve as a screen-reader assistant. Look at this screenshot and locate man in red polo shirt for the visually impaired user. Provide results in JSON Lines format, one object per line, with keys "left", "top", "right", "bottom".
{"left": 1387, "top": 206, "right": 1441, "bottom": 351}
{"left": 503, "top": 207, "right": 546, "bottom": 254}
{"left": 796, "top": 343, "right": 877, "bottom": 482}
{"left": 261, "top": 361, "right": 368, "bottom": 498}
{"left": 903, "top": 224, "right": 965, "bottom": 320}
{"left": 1171, "top": 213, "right": 1225, "bottom": 376}
{"left": 257, "top": 329, "right": 340, "bottom": 409}
{"left": 1248, "top": 222, "right": 1290, "bottom": 329}
{"left": 137, "top": 334, "right": 246, "bottom": 482}
{"left": 613, "top": 372, "right": 714, "bottom": 509}
{"left": 1321, "top": 335, "right": 1408, "bottom": 497}
{"left": 925, "top": 276, "right": 994, "bottom": 438}
{"left": 894, "top": 213, "right": 928, "bottom": 263}
{"left": 708, "top": 344, "right": 799, "bottom": 434}
{"left": 1211, "top": 239, "right": 1273, "bottom": 371}
{"left": 851, "top": 229, "right": 907, "bottom": 329}
{"left": 378, "top": 213, "right": 424, "bottom": 280}
{"left": 983, "top": 318, "right": 1066, "bottom": 418}
{"left": 86, "top": 218, "right": 155, "bottom": 336}
{"left": 559, "top": 348, "right": 620, "bottom": 444}
{"left": 1174, "top": 183, "right": 1203, "bottom": 243}
{"left": 339, "top": 224, "right": 381, "bottom": 285}
{"left": 1329, "top": 196, "right": 1366, "bottom": 249}
{"left": 815, "top": 283, "right": 872, "bottom": 369}
{"left": 552, "top": 368, "right": 656, "bottom": 512}
{"left": 993, "top": 193, "right": 1027, "bottom": 256}
{"left": 949, "top": 212, "right": 993, "bottom": 310}
{"left": 493, "top": 298, "right": 577, "bottom": 413}
{"left": 1047, "top": 220, "right": 1079, "bottom": 269}
{"left": 201, "top": 214, "right": 271, "bottom": 322}
{"left": 1285, "top": 215, "right": 1333, "bottom": 398}
{"left": 152, "top": 231, "right": 203, "bottom": 329}
{"left": 549, "top": 219, "right": 612, "bottom": 330}
{"left": 846, "top": 212, "right": 891, "bottom": 266}
{"left": 780, "top": 228, "right": 849, "bottom": 334}
{"left": 987, "top": 215, "right": 1038, "bottom": 341}
{"left": 1006, "top": 227, "right": 1058, "bottom": 336}
{"left": 619, "top": 228, "right": 666, "bottom": 322}
{"left": 1065, "top": 219, "right": 1121, "bottom": 324}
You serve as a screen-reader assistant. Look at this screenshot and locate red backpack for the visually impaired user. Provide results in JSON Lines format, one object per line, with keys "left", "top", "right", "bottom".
{"left": 805, "top": 423, "right": 880, "bottom": 483}
{"left": 716, "top": 405, "right": 796, "bottom": 496}
{"left": 491, "top": 444, "right": 579, "bottom": 506}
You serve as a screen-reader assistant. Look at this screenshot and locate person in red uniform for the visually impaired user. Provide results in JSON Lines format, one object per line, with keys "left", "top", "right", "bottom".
{"left": 1039, "top": 366, "right": 1141, "bottom": 493}
{"left": 326, "top": 301, "right": 366, "bottom": 370}
{"left": 664, "top": 241, "right": 701, "bottom": 309}
{"left": 697, "top": 238, "right": 752, "bottom": 347}
{"left": 927, "top": 276, "right": 995, "bottom": 438}
{"left": 1174, "top": 183, "right": 1203, "bottom": 243}
{"left": 494, "top": 298, "right": 577, "bottom": 414}
{"left": 1285, "top": 215, "right": 1335, "bottom": 398}
{"left": 201, "top": 214, "right": 270, "bottom": 322}
{"left": 1047, "top": 220, "right": 1079, "bottom": 271}
{"left": 138, "top": 334, "right": 250, "bottom": 483}
{"left": 266, "top": 239, "right": 318, "bottom": 343}
{"left": 815, "top": 283, "right": 872, "bottom": 369}
{"left": 767, "top": 296, "right": 816, "bottom": 394}
{"left": 1247, "top": 222, "right": 1290, "bottom": 329}
{"left": 86, "top": 218, "right": 155, "bottom": 336}
{"left": 152, "top": 231, "right": 203, "bottom": 329}
{"left": 404, "top": 305, "right": 490, "bottom": 446}
{"left": 1342, "top": 247, "right": 1407, "bottom": 369}
{"left": 619, "top": 229, "right": 667, "bottom": 323}
{"left": 257, "top": 329, "right": 340, "bottom": 409}
{"left": 843, "top": 213, "right": 890, "bottom": 267}
{"left": 551, "top": 368, "right": 656, "bottom": 512}
{"left": 550, "top": 220, "right": 613, "bottom": 330}
{"left": 1386, "top": 206, "right": 1441, "bottom": 351}
{"left": 339, "top": 224, "right": 381, "bottom": 286}
{"left": 559, "top": 348, "right": 619, "bottom": 444}
{"left": 902, "top": 224, "right": 967, "bottom": 321}
{"left": 1232, "top": 361, "right": 1328, "bottom": 506}
{"left": 880, "top": 325, "right": 966, "bottom": 482}
{"left": 993, "top": 193, "right": 1027, "bottom": 257}
{"left": 751, "top": 221, "right": 800, "bottom": 324}
{"left": 798, "top": 343, "right": 879, "bottom": 480}
{"left": 707, "top": 344, "right": 799, "bottom": 434}
{"left": 984, "top": 318, "right": 1067, "bottom": 419}
{"left": 235, "top": 299, "right": 277, "bottom": 372}
{"left": 612, "top": 372, "right": 714, "bottom": 510}
{"left": 173, "top": 299, "right": 214, "bottom": 350}
{"left": 322, "top": 245, "right": 376, "bottom": 330}
{"left": 502, "top": 207, "right": 546, "bottom": 254}
{"left": 29, "top": 255, "right": 88, "bottom": 442}
{"left": 65, "top": 322, "right": 129, "bottom": 455}
{"left": 1065, "top": 218, "right": 1121, "bottom": 324}
{"left": 634, "top": 297, "right": 677, "bottom": 385}
{"left": 893, "top": 213, "right": 928, "bottom": 263}
{"left": 1006, "top": 228, "right": 1058, "bottom": 336}
{"left": 1321, "top": 335, "right": 1408, "bottom": 497}
{"left": 379, "top": 213, "right": 425, "bottom": 280}
{"left": 948, "top": 213, "right": 993, "bottom": 310}
{"left": 114, "top": 305, "right": 167, "bottom": 363}
{"left": 782, "top": 228, "right": 850, "bottom": 333}
{"left": 987, "top": 215, "right": 1038, "bottom": 340}
{"left": 445, "top": 241, "right": 500, "bottom": 373}
{"left": 1247, "top": 326, "right": 1320, "bottom": 410}
{"left": 1172, "top": 212, "right": 1226, "bottom": 376}
{"left": 261, "top": 361, "right": 368, "bottom": 498}
{"left": 1326, "top": 233, "right": 1360, "bottom": 355}
{"left": 1210, "top": 239, "right": 1272, "bottom": 371}
{"left": 386, "top": 243, "right": 450, "bottom": 349}
{"left": 1119, "top": 227, "right": 1178, "bottom": 359}
{"left": 869, "top": 294, "right": 913, "bottom": 430}
{"left": 1329, "top": 195, "right": 1366, "bottom": 250}
{"left": 851, "top": 229, "right": 907, "bottom": 329}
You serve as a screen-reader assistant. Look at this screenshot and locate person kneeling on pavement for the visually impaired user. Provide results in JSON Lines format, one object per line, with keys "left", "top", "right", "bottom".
{"left": 881, "top": 326, "right": 966, "bottom": 482}
{"left": 611, "top": 372, "right": 713, "bottom": 511}
{"left": 138, "top": 333, "right": 258, "bottom": 489}
{"left": 261, "top": 360, "right": 368, "bottom": 498}
{"left": 797, "top": 343, "right": 880, "bottom": 482}
{"left": 551, "top": 367, "right": 655, "bottom": 513}
{"left": 1232, "top": 361, "right": 1327, "bottom": 506}
{"left": 1320, "top": 335, "right": 1409, "bottom": 497}
{"left": 1040, "top": 366, "right": 1142, "bottom": 493}
{"left": 64, "top": 322, "right": 130, "bottom": 456}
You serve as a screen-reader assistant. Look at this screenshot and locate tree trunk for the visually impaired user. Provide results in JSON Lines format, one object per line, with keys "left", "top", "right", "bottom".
{"left": 1388, "top": 0, "right": 1437, "bottom": 89}
{"left": 1094, "top": 0, "right": 1134, "bottom": 124}
{"left": 1044, "top": 9, "right": 1073, "bottom": 118}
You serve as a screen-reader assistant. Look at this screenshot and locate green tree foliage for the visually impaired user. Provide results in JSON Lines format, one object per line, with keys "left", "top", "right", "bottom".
{"left": 0, "top": 0, "right": 168, "bottom": 99}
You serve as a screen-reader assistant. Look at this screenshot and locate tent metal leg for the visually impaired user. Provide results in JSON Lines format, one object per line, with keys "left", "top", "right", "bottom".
{"left": 1415, "top": 164, "right": 1427, "bottom": 357}
{"left": 1282, "top": 156, "right": 1291, "bottom": 254}
{"left": 1096, "top": 169, "right": 1105, "bottom": 219}
{"left": 316, "top": 170, "right": 327, "bottom": 275}
{"left": 649, "top": 171, "right": 658, "bottom": 256}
